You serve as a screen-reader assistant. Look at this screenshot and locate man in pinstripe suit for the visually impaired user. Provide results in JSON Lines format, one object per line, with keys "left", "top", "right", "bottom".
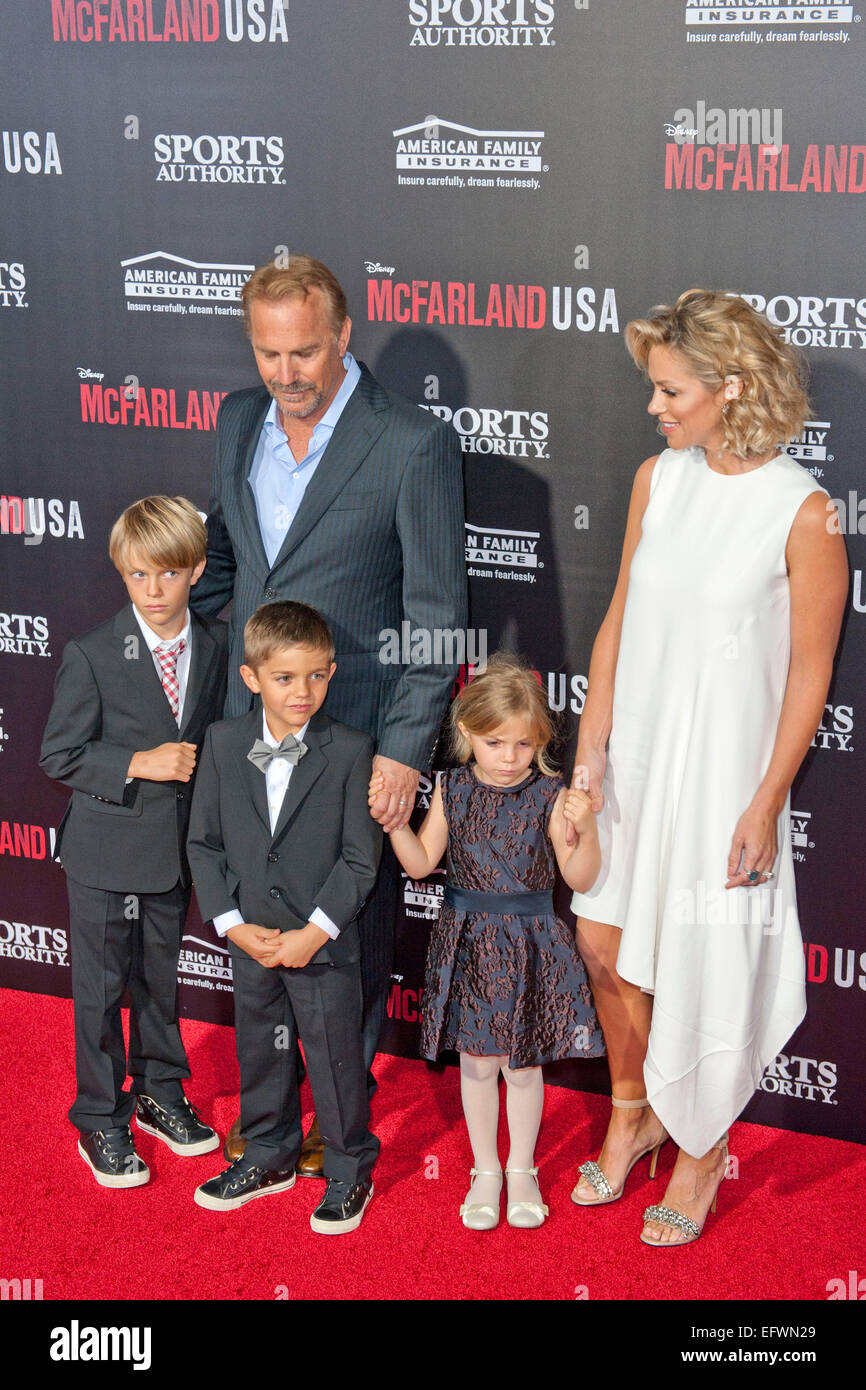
{"left": 190, "top": 255, "right": 466, "bottom": 1165}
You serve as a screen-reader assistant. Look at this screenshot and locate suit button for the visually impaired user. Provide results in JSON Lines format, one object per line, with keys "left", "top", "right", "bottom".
{"left": 264, "top": 587, "right": 277, "bottom": 599}
{"left": 268, "top": 852, "right": 279, "bottom": 862}
{"left": 269, "top": 887, "right": 281, "bottom": 899}
{"left": 176, "top": 791, "right": 185, "bottom": 801}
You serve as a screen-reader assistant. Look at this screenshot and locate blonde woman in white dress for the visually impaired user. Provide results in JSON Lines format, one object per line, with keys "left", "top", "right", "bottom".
{"left": 570, "top": 290, "right": 848, "bottom": 1246}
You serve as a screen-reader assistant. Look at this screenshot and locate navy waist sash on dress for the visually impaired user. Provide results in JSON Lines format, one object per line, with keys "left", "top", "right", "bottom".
{"left": 444, "top": 884, "right": 554, "bottom": 916}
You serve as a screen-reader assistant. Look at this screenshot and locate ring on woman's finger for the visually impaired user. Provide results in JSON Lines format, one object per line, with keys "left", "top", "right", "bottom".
{"left": 747, "top": 870, "right": 760, "bottom": 883}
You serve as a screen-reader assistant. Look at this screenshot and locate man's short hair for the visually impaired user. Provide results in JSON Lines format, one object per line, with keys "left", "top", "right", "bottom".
{"left": 109, "top": 495, "right": 207, "bottom": 572}
{"left": 241, "top": 255, "right": 348, "bottom": 337}
{"left": 244, "top": 600, "right": 335, "bottom": 670}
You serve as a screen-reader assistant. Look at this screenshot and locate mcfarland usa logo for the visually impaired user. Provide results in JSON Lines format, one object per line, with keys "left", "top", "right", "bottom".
{"left": 409, "top": 1, "right": 557, "bottom": 47}
{"left": 0, "top": 613, "right": 50, "bottom": 657}
{"left": 420, "top": 401, "right": 549, "bottom": 459}
{"left": 0, "top": 917, "right": 68, "bottom": 968}
{"left": 0, "top": 261, "right": 27, "bottom": 308}
{"left": 465, "top": 521, "right": 542, "bottom": 586}
{"left": 178, "top": 932, "right": 232, "bottom": 992}
{"left": 1, "top": 496, "right": 83, "bottom": 543}
{"left": 1, "top": 130, "right": 62, "bottom": 175}
{"left": 368, "top": 274, "right": 619, "bottom": 333}
{"left": 758, "top": 1052, "right": 837, "bottom": 1105}
{"left": 79, "top": 377, "right": 227, "bottom": 430}
{"left": 122, "top": 252, "right": 253, "bottom": 317}
{"left": 394, "top": 117, "right": 545, "bottom": 191}
{"left": 153, "top": 131, "right": 285, "bottom": 184}
{"left": 804, "top": 941, "right": 866, "bottom": 990}
{"left": 51, "top": 1, "right": 291, "bottom": 43}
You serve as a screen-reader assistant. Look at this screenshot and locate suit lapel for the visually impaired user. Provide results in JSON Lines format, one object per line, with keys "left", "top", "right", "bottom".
{"left": 231, "top": 711, "right": 272, "bottom": 837}
{"left": 228, "top": 389, "right": 271, "bottom": 580}
{"left": 270, "top": 711, "right": 333, "bottom": 843}
{"left": 179, "top": 614, "right": 217, "bottom": 738}
{"left": 112, "top": 606, "right": 179, "bottom": 739}
{"left": 269, "top": 366, "right": 388, "bottom": 570}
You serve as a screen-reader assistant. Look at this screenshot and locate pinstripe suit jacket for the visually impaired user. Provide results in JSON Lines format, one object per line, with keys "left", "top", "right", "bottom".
{"left": 191, "top": 363, "right": 467, "bottom": 772}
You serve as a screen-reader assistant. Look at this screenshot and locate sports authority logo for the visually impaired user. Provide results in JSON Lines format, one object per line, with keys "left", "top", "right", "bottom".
{"left": 0, "top": 613, "right": 50, "bottom": 657}
{"left": 394, "top": 117, "right": 545, "bottom": 191}
{"left": 153, "top": 132, "right": 284, "bottom": 184}
{"left": 79, "top": 378, "right": 227, "bottom": 429}
{"left": 0, "top": 496, "right": 84, "bottom": 543}
{"left": 736, "top": 292, "right": 866, "bottom": 350}
{"left": 50, "top": 1, "right": 290, "bottom": 43}
{"left": 409, "top": 1, "right": 556, "bottom": 47}
{"left": 178, "top": 933, "right": 232, "bottom": 991}
{"left": 0, "top": 917, "right": 68, "bottom": 967}
{"left": 0, "top": 261, "right": 27, "bottom": 308}
{"left": 790, "top": 809, "right": 814, "bottom": 863}
{"left": 758, "top": 1052, "right": 837, "bottom": 1104}
{"left": 368, "top": 276, "right": 619, "bottom": 332}
{"left": 684, "top": 3, "right": 855, "bottom": 46}
{"left": 122, "top": 252, "right": 253, "bottom": 317}
{"left": 803, "top": 941, "right": 866, "bottom": 989}
{"left": 810, "top": 702, "right": 853, "bottom": 751}
{"left": 783, "top": 419, "right": 832, "bottom": 478}
{"left": 420, "top": 403, "right": 549, "bottom": 459}
{"left": 465, "top": 522, "right": 542, "bottom": 584}
{"left": 402, "top": 871, "right": 445, "bottom": 920}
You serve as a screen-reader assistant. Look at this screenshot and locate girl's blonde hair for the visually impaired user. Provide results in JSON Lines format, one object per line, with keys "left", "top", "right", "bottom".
{"left": 625, "top": 288, "right": 810, "bottom": 459}
{"left": 449, "top": 655, "right": 556, "bottom": 775}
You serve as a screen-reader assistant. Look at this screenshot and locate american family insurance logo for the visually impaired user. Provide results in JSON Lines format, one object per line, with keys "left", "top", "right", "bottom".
{"left": 402, "top": 872, "right": 445, "bottom": 920}
{"left": 684, "top": 2, "right": 855, "bottom": 46}
{"left": 51, "top": 1, "right": 290, "bottom": 43}
{"left": 465, "top": 522, "right": 542, "bottom": 585}
{"left": 122, "top": 252, "right": 253, "bottom": 316}
{"left": 394, "top": 117, "right": 545, "bottom": 191}
{"left": 409, "top": 1, "right": 557, "bottom": 47}
{"left": 782, "top": 419, "right": 832, "bottom": 478}
{"left": 178, "top": 933, "right": 232, "bottom": 991}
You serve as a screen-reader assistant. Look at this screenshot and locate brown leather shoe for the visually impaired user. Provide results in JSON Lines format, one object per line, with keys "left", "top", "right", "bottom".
{"left": 223, "top": 1115, "right": 246, "bottom": 1163}
{"left": 296, "top": 1116, "right": 323, "bottom": 1178}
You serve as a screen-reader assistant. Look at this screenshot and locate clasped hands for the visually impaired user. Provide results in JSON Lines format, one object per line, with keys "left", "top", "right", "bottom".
{"left": 226, "top": 920, "right": 328, "bottom": 969}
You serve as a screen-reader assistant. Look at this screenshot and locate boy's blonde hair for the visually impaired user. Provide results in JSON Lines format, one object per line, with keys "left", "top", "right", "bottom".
{"left": 243, "top": 600, "right": 335, "bottom": 671}
{"left": 109, "top": 495, "right": 207, "bottom": 572}
{"left": 450, "top": 654, "right": 556, "bottom": 776}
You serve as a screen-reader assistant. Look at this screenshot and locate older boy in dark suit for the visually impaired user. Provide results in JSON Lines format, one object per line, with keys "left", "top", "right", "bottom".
{"left": 40, "top": 496, "right": 228, "bottom": 1186}
{"left": 187, "top": 601, "right": 382, "bottom": 1233}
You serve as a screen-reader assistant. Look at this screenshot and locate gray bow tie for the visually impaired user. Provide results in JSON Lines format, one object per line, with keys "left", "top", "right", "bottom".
{"left": 247, "top": 735, "right": 308, "bottom": 772}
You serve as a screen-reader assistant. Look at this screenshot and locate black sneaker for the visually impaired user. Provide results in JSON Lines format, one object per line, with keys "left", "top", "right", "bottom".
{"left": 194, "top": 1154, "right": 296, "bottom": 1211}
{"left": 78, "top": 1126, "right": 150, "bottom": 1188}
{"left": 135, "top": 1093, "right": 220, "bottom": 1156}
{"left": 310, "top": 1178, "right": 373, "bottom": 1235}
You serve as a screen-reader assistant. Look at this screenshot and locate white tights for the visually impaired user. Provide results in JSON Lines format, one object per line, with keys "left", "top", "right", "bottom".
{"left": 459, "top": 1053, "right": 544, "bottom": 1206}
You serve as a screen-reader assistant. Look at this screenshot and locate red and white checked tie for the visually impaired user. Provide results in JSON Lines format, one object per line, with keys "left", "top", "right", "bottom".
{"left": 153, "top": 638, "right": 186, "bottom": 723}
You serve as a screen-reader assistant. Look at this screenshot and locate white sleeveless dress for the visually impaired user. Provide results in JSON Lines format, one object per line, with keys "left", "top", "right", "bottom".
{"left": 571, "top": 447, "right": 826, "bottom": 1155}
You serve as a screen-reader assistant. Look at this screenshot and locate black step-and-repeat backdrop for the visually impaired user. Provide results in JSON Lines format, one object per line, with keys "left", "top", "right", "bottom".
{"left": 1, "top": 2, "right": 863, "bottom": 1143}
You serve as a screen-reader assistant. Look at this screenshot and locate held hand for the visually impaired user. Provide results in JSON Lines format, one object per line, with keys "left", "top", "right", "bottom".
{"left": 128, "top": 741, "right": 197, "bottom": 783}
{"left": 725, "top": 800, "right": 780, "bottom": 889}
{"left": 226, "top": 922, "right": 282, "bottom": 962}
{"left": 562, "top": 786, "right": 595, "bottom": 837}
{"left": 564, "top": 749, "right": 605, "bottom": 843}
{"left": 370, "top": 754, "right": 419, "bottom": 832}
{"left": 262, "top": 924, "right": 329, "bottom": 969}
{"left": 368, "top": 770, "right": 386, "bottom": 810}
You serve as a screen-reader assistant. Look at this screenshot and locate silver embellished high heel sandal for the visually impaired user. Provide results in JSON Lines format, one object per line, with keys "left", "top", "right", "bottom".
{"left": 460, "top": 1168, "right": 502, "bottom": 1230}
{"left": 505, "top": 1166, "right": 549, "bottom": 1229}
{"left": 640, "top": 1133, "right": 729, "bottom": 1248}
{"left": 572, "top": 1095, "right": 668, "bottom": 1206}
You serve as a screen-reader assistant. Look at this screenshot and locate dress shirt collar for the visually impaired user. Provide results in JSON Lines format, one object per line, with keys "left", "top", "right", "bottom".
{"left": 131, "top": 605, "right": 191, "bottom": 653}
{"left": 261, "top": 710, "right": 311, "bottom": 747}
{"left": 262, "top": 351, "right": 361, "bottom": 458}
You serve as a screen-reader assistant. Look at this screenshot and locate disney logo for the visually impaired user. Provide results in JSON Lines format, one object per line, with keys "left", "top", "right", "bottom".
{"left": 664, "top": 123, "right": 697, "bottom": 140}
{"left": 76, "top": 367, "right": 104, "bottom": 380}
{"left": 364, "top": 261, "right": 395, "bottom": 276}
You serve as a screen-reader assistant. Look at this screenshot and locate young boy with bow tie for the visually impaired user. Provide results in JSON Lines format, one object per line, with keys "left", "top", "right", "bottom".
{"left": 187, "top": 600, "right": 382, "bottom": 1233}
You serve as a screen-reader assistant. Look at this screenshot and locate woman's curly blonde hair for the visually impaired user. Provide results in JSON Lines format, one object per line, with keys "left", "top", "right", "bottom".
{"left": 625, "top": 289, "right": 810, "bottom": 460}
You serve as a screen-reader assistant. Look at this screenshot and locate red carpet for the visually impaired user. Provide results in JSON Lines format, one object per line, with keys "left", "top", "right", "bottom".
{"left": 4, "top": 988, "right": 865, "bottom": 1302}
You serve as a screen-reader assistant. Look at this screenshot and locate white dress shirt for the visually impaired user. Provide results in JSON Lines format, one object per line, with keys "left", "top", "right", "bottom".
{"left": 212, "top": 712, "right": 340, "bottom": 941}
